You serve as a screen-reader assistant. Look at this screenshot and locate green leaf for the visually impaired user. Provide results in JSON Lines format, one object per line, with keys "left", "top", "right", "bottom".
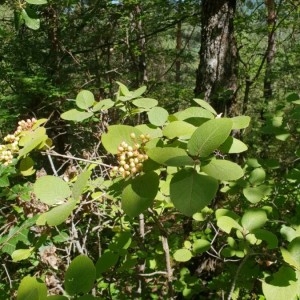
{"left": 252, "top": 229, "right": 278, "bottom": 249}
{"left": 147, "top": 107, "right": 169, "bottom": 126}
{"left": 132, "top": 98, "right": 158, "bottom": 109}
{"left": 131, "top": 85, "right": 147, "bottom": 98}
{"left": 170, "top": 169, "right": 218, "bottom": 216}
{"left": 96, "top": 251, "right": 119, "bottom": 277}
{"left": 72, "top": 170, "right": 91, "bottom": 201}
{"left": 17, "top": 276, "right": 47, "bottom": 300}
{"left": 61, "top": 109, "right": 93, "bottom": 122}
{"left": 248, "top": 168, "right": 266, "bottom": 185}
{"left": 286, "top": 92, "right": 300, "bottom": 102}
{"left": 92, "top": 99, "right": 114, "bottom": 112}
{"left": 192, "top": 239, "right": 211, "bottom": 254}
{"left": 193, "top": 99, "right": 217, "bottom": 115}
{"left": 262, "top": 267, "right": 300, "bottom": 300}
{"left": 147, "top": 147, "right": 195, "bottom": 167}
{"left": 163, "top": 121, "right": 196, "bottom": 139}
{"left": 122, "top": 172, "right": 159, "bottom": 217}
{"left": 20, "top": 157, "right": 35, "bottom": 176}
{"left": 116, "top": 81, "right": 131, "bottom": 97}
{"left": 101, "top": 125, "right": 142, "bottom": 154}
{"left": 281, "top": 237, "right": 300, "bottom": 270}
{"left": 173, "top": 249, "right": 192, "bottom": 262}
{"left": 201, "top": 158, "right": 244, "bottom": 181}
{"left": 215, "top": 208, "right": 240, "bottom": 221}
{"left": 12, "top": 247, "right": 34, "bottom": 262}
{"left": 46, "top": 296, "right": 68, "bottom": 300}
{"left": 241, "top": 209, "right": 268, "bottom": 232}
{"left": 219, "top": 137, "right": 248, "bottom": 153}
{"left": 21, "top": 9, "right": 40, "bottom": 30}
{"left": 188, "top": 118, "right": 233, "bottom": 157}
{"left": 18, "top": 127, "right": 48, "bottom": 158}
{"left": 0, "top": 175, "right": 9, "bottom": 187}
{"left": 174, "top": 107, "right": 214, "bottom": 121}
{"left": 243, "top": 185, "right": 272, "bottom": 203}
{"left": 135, "top": 124, "right": 163, "bottom": 138}
{"left": 231, "top": 116, "right": 251, "bottom": 129}
{"left": 34, "top": 175, "right": 71, "bottom": 205}
{"left": 36, "top": 200, "right": 76, "bottom": 226}
{"left": 26, "top": 0, "right": 47, "bottom": 4}
{"left": 76, "top": 90, "right": 95, "bottom": 109}
{"left": 64, "top": 255, "right": 96, "bottom": 296}
{"left": 217, "top": 216, "right": 243, "bottom": 234}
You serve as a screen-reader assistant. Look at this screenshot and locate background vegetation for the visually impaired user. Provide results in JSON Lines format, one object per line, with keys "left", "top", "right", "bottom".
{"left": 1, "top": 0, "right": 300, "bottom": 299}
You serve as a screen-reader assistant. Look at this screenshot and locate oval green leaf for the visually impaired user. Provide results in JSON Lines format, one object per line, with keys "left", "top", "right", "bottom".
{"left": 34, "top": 175, "right": 71, "bottom": 205}
{"left": 241, "top": 209, "right": 268, "bottom": 232}
{"left": 217, "top": 216, "right": 243, "bottom": 234}
{"left": 36, "top": 200, "right": 76, "bottom": 226}
{"left": 92, "top": 99, "right": 114, "bottom": 112}
{"left": 243, "top": 185, "right": 272, "bottom": 203}
{"left": 132, "top": 98, "right": 158, "bottom": 109}
{"left": 192, "top": 239, "right": 211, "bottom": 254}
{"left": 231, "top": 116, "right": 251, "bottom": 129}
{"left": 201, "top": 159, "right": 244, "bottom": 181}
{"left": 188, "top": 118, "right": 233, "bottom": 157}
{"left": 193, "top": 99, "right": 217, "bottom": 115}
{"left": 61, "top": 109, "right": 93, "bottom": 122}
{"left": 147, "top": 147, "right": 195, "bottom": 167}
{"left": 147, "top": 107, "right": 169, "bottom": 126}
{"left": 173, "top": 249, "right": 192, "bottom": 262}
{"left": 64, "top": 255, "right": 96, "bottom": 296}
{"left": 163, "top": 121, "right": 196, "bottom": 139}
{"left": 122, "top": 172, "right": 159, "bottom": 217}
{"left": 20, "top": 156, "right": 35, "bottom": 176}
{"left": 170, "top": 169, "right": 218, "bottom": 216}
{"left": 248, "top": 168, "right": 266, "bottom": 185}
{"left": 219, "top": 137, "right": 248, "bottom": 153}
{"left": 17, "top": 276, "right": 47, "bottom": 300}
{"left": 26, "top": 0, "right": 47, "bottom": 4}
{"left": 76, "top": 90, "right": 95, "bottom": 109}
{"left": 12, "top": 247, "right": 34, "bottom": 262}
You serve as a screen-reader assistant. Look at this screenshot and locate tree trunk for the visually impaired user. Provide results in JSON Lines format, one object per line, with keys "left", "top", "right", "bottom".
{"left": 263, "top": 0, "right": 277, "bottom": 100}
{"left": 195, "top": 0, "right": 237, "bottom": 115}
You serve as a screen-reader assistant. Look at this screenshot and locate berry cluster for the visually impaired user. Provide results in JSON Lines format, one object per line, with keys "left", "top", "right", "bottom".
{"left": 111, "top": 133, "right": 150, "bottom": 178}
{"left": 0, "top": 118, "right": 37, "bottom": 166}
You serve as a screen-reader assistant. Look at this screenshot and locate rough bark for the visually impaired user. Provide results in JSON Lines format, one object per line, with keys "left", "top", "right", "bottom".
{"left": 195, "top": 0, "right": 237, "bottom": 115}
{"left": 263, "top": 0, "right": 277, "bottom": 100}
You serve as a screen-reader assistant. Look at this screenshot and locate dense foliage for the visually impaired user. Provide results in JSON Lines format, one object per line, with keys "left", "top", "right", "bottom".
{"left": 1, "top": 0, "right": 300, "bottom": 299}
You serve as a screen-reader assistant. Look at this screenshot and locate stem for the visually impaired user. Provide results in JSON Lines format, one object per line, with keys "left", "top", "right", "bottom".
{"left": 137, "top": 213, "right": 146, "bottom": 295}
{"left": 227, "top": 255, "right": 249, "bottom": 300}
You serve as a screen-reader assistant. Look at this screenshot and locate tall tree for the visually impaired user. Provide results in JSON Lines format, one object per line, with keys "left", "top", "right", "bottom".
{"left": 195, "top": 0, "right": 237, "bottom": 115}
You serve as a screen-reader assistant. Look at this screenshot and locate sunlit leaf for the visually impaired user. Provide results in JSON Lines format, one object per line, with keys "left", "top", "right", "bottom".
{"left": 17, "top": 276, "right": 47, "bottom": 300}
{"left": 241, "top": 209, "right": 268, "bottom": 232}
{"left": 147, "top": 107, "right": 169, "bottom": 126}
{"left": 163, "top": 121, "right": 196, "bottom": 139}
{"left": 201, "top": 158, "right": 244, "bottom": 181}
{"left": 61, "top": 109, "right": 93, "bottom": 122}
{"left": 173, "top": 249, "right": 192, "bottom": 262}
{"left": 64, "top": 255, "right": 96, "bottom": 296}
{"left": 147, "top": 147, "right": 194, "bottom": 167}
{"left": 188, "top": 118, "right": 232, "bottom": 157}
{"left": 34, "top": 175, "right": 71, "bottom": 205}
{"left": 76, "top": 90, "right": 95, "bottom": 109}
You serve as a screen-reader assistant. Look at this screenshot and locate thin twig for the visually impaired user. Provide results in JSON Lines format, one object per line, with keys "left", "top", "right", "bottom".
{"left": 227, "top": 255, "right": 249, "bottom": 300}
{"left": 47, "top": 153, "right": 58, "bottom": 176}
{"left": 2, "top": 264, "right": 12, "bottom": 288}
{"left": 43, "top": 150, "right": 112, "bottom": 168}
